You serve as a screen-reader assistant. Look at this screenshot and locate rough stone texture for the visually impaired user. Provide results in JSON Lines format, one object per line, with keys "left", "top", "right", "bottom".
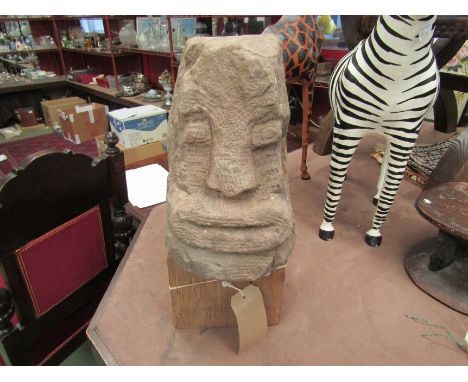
{"left": 165, "top": 35, "right": 296, "bottom": 282}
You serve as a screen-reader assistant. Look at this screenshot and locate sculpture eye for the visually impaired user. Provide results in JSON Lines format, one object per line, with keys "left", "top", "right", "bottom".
{"left": 251, "top": 120, "right": 282, "bottom": 148}
{"left": 184, "top": 120, "right": 211, "bottom": 144}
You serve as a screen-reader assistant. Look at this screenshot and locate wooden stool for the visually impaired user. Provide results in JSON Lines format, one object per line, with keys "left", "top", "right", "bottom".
{"left": 167, "top": 257, "right": 286, "bottom": 329}
{"left": 404, "top": 182, "right": 468, "bottom": 314}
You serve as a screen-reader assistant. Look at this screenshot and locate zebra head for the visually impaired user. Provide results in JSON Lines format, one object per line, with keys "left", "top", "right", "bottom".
{"left": 385, "top": 16, "right": 437, "bottom": 40}
{"left": 389, "top": 15, "right": 436, "bottom": 24}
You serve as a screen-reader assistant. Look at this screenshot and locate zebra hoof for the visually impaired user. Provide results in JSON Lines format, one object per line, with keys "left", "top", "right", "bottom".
{"left": 301, "top": 173, "right": 311, "bottom": 180}
{"left": 365, "top": 234, "right": 382, "bottom": 247}
{"left": 373, "top": 197, "right": 379, "bottom": 206}
{"left": 319, "top": 229, "right": 334, "bottom": 241}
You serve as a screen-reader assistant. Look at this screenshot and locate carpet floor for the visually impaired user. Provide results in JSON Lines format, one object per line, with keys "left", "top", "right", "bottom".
{"left": 0, "top": 133, "right": 98, "bottom": 177}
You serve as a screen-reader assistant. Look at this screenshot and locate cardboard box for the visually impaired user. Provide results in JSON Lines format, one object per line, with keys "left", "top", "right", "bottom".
{"left": 41, "top": 97, "right": 87, "bottom": 127}
{"left": 109, "top": 105, "right": 168, "bottom": 148}
{"left": 15, "top": 107, "right": 37, "bottom": 127}
{"left": 95, "top": 134, "right": 166, "bottom": 168}
{"left": 59, "top": 103, "right": 109, "bottom": 144}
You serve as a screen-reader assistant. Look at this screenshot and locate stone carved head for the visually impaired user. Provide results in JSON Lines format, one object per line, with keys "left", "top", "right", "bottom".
{"left": 166, "top": 35, "right": 295, "bottom": 281}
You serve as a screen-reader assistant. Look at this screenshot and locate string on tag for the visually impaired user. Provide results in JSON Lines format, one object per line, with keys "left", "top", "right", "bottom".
{"left": 168, "top": 279, "right": 218, "bottom": 290}
{"left": 222, "top": 281, "right": 246, "bottom": 298}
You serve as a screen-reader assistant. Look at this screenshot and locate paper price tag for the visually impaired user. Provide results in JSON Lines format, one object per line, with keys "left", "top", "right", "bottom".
{"left": 230, "top": 284, "right": 267, "bottom": 353}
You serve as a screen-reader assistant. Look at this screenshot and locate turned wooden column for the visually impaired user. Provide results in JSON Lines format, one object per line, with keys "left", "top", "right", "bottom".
{"left": 0, "top": 288, "right": 14, "bottom": 337}
{"left": 104, "top": 132, "right": 135, "bottom": 261}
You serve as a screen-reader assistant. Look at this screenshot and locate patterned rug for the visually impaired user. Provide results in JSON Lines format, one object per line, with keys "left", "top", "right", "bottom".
{"left": 0, "top": 133, "right": 98, "bottom": 178}
{"left": 370, "top": 135, "right": 458, "bottom": 188}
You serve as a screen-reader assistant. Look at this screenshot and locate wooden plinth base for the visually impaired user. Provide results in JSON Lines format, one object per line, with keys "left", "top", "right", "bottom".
{"left": 167, "top": 257, "right": 286, "bottom": 329}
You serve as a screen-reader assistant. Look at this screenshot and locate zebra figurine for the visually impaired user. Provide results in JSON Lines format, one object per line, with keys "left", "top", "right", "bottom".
{"left": 319, "top": 16, "right": 439, "bottom": 247}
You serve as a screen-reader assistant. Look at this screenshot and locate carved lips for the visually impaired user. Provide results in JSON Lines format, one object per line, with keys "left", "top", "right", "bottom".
{"left": 169, "top": 190, "right": 294, "bottom": 254}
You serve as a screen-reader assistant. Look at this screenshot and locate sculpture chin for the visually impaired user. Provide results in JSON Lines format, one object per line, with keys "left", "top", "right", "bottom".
{"left": 166, "top": 192, "right": 296, "bottom": 281}
{"left": 166, "top": 225, "right": 295, "bottom": 282}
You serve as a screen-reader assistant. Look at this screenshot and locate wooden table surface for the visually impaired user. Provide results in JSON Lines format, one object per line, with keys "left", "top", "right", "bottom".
{"left": 0, "top": 76, "right": 66, "bottom": 94}
{"left": 86, "top": 148, "right": 468, "bottom": 366}
{"left": 0, "top": 75, "right": 166, "bottom": 109}
{"left": 67, "top": 81, "right": 166, "bottom": 108}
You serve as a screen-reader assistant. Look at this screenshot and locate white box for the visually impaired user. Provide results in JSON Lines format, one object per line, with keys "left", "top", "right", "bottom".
{"left": 109, "top": 105, "right": 168, "bottom": 148}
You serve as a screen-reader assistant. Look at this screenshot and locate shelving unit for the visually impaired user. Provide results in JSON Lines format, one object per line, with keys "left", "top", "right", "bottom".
{"left": 61, "top": 47, "right": 134, "bottom": 57}
{"left": 0, "top": 48, "right": 59, "bottom": 55}
{"left": 111, "top": 46, "right": 171, "bottom": 58}
{"left": 0, "top": 16, "right": 63, "bottom": 74}
{"left": 1, "top": 16, "right": 278, "bottom": 92}
{"left": 0, "top": 16, "right": 52, "bottom": 22}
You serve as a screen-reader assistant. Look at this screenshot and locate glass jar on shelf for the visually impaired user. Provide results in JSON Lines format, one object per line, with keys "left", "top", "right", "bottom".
{"left": 174, "top": 23, "right": 185, "bottom": 52}
{"left": 222, "top": 17, "right": 238, "bottom": 36}
{"left": 84, "top": 36, "right": 93, "bottom": 50}
{"left": 195, "top": 20, "right": 210, "bottom": 37}
{"left": 159, "top": 16, "right": 170, "bottom": 52}
{"left": 147, "top": 19, "right": 159, "bottom": 50}
{"left": 136, "top": 31, "right": 148, "bottom": 50}
{"left": 68, "top": 26, "right": 85, "bottom": 48}
{"left": 119, "top": 22, "right": 137, "bottom": 48}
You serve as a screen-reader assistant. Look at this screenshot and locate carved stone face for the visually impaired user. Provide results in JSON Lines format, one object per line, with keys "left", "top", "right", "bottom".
{"left": 166, "top": 35, "right": 295, "bottom": 281}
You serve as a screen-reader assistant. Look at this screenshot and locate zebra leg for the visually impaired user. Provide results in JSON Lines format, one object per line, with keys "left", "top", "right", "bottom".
{"left": 365, "top": 139, "right": 413, "bottom": 247}
{"left": 319, "top": 131, "right": 361, "bottom": 241}
{"left": 373, "top": 141, "right": 391, "bottom": 206}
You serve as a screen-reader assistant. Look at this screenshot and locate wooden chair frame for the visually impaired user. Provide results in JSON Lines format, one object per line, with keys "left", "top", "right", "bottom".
{"left": 0, "top": 132, "right": 134, "bottom": 365}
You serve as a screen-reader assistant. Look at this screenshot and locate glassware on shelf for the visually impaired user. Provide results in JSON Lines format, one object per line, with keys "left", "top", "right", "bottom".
{"left": 15, "top": 40, "right": 23, "bottom": 51}
{"left": 136, "top": 31, "right": 148, "bottom": 49}
{"left": 100, "top": 39, "right": 110, "bottom": 51}
{"left": 0, "top": 32, "right": 10, "bottom": 52}
{"left": 130, "top": 72, "right": 149, "bottom": 93}
{"left": 33, "top": 35, "right": 57, "bottom": 50}
{"left": 68, "top": 26, "right": 85, "bottom": 48}
{"left": 60, "top": 30, "right": 69, "bottom": 48}
{"left": 25, "top": 52, "right": 38, "bottom": 65}
{"left": 159, "top": 16, "right": 170, "bottom": 52}
{"left": 0, "top": 69, "right": 22, "bottom": 84}
{"left": 158, "top": 69, "right": 173, "bottom": 109}
{"left": 222, "top": 17, "right": 239, "bottom": 36}
{"left": 84, "top": 37, "right": 93, "bottom": 50}
{"left": 195, "top": 20, "right": 210, "bottom": 37}
{"left": 47, "top": 36, "right": 56, "bottom": 49}
{"left": 212, "top": 17, "right": 219, "bottom": 37}
{"left": 19, "top": 69, "right": 29, "bottom": 79}
{"left": 147, "top": 20, "right": 159, "bottom": 50}
{"left": 118, "top": 22, "right": 137, "bottom": 48}
{"left": 174, "top": 23, "right": 186, "bottom": 52}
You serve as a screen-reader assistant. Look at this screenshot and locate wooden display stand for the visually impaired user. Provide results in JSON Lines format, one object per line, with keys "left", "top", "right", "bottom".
{"left": 167, "top": 257, "right": 285, "bottom": 329}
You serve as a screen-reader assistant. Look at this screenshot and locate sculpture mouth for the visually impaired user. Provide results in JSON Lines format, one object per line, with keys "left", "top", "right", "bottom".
{"left": 185, "top": 215, "right": 274, "bottom": 228}
{"left": 168, "top": 198, "right": 293, "bottom": 253}
{"left": 170, "top": 220, "right": 293, "bottom": 254}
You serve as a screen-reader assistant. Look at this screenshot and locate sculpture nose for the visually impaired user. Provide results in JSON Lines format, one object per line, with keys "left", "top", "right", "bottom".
{"left": 206, "top": 148, "right": 257, "bottom": 197}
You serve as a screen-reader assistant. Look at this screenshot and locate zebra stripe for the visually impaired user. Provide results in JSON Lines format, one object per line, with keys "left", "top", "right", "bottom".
{"left": 320, "top": 15, "right": 439, "bottom": 246}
